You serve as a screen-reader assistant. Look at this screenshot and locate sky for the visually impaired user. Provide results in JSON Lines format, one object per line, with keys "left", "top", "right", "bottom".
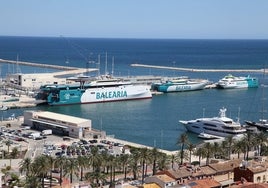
{"left": 1, "top": 0, "right": 268, "bottom": 39}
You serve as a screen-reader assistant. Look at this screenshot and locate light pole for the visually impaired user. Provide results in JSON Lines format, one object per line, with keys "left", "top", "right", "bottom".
{"left": 172, "top": 61, "right": 176, "bottom": 76}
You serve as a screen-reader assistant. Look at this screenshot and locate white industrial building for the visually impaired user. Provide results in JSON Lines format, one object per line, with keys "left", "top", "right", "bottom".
{"left": 23, "top": 110, "right": 105, "bottom": 139}
{"left": 6, "top": 73, "right": 74, "bottom": 90}
{"left": 5, "top": 66, "right": 96, "bottom": 90}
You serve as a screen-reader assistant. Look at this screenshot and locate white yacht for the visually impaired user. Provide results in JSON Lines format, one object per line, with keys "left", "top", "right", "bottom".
{"left": 179, "top": 107, "right": 247, "bottom": 137}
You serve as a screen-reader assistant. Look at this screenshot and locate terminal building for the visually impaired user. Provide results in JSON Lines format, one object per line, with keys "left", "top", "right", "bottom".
{"left": 23, "top": 110, "right": 105, "bottom": 139}
{"left": 6, "top": 73, "right": 74, "bottom": 91}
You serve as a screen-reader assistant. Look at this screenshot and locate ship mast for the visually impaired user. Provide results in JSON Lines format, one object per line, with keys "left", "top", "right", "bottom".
{"left": 97, "top": 54, "right": 101, "bottom": 77}
{"left": 105, "top": 52, "right": 108, "bottom": 75}
{"left": 111, "top": 56, "right": 114, "bottom": 77}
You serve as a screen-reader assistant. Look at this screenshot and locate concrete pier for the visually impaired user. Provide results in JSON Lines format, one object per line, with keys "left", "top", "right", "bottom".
{"left": 131, "top": 63, "right": 267, "bottom": 73}
{"left": 0, "top": 58, "right": 98, "bottom": 75}
{"left": 0, "top": 58, "right": 77, "bottom": 70}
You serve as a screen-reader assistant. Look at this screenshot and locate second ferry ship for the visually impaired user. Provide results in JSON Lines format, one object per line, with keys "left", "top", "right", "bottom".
{"left": 151, "top": 77, "right": 209, "bottom": 93}
{"left": 36, "top": 76, "right": 152, "bottom": 105}
{"left": 216, "top": 74, "right": 258, "bottom": 89}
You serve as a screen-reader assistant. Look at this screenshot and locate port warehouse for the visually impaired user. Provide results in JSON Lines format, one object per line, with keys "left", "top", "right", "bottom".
{"left": 23, "top": 110, "right": 105, "bottom": 139}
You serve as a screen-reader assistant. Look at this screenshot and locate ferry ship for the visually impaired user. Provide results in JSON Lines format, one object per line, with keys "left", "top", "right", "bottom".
{"left": 151, "top": 77, "right": 209, "bottom": 93}
{"left": 36, "top": 77, "right": 152, "bottom": 105}
{"left": 216, "top": 74, "right": 258, "bottom": 89}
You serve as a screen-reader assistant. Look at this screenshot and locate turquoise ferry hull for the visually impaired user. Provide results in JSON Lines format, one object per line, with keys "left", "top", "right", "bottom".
{"left": 152, "top": 79, "right": 208, "bottom": 93}
{"left": 37, "top": 83, "right": 152, "bottom": 105}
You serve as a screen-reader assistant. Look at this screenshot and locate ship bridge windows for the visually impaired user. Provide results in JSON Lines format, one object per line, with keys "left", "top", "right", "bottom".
{"left": 223, "top": 121, "right": 233, "bottom": 124}
{"left": 203, "top": 123, "right": 217, "bottom": 127}
{"left": 222, "top": 126, "right": 241, "bottom": 130}
{"left": 192, "top": 125, "right": 200, "bottom": 129}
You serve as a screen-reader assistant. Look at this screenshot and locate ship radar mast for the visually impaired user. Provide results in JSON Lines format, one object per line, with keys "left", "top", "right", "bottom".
{"left": 219, "top": 107, "right": 227, "bottom": 118}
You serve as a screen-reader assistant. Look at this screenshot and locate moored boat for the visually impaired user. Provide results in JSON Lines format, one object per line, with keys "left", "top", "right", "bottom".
{"left": 36, "top": 77, "right": 152, "bottom": 105}
{"left": 216, "top": 74, "right": 258, "bottom": 89}
{"left": 197, "top": 132, "right": 223, "bottom": 140}
{"left": 151, "top": 77, "right": 209, "bottom": 93}
{"left": 179, "top": 107, "right": 247, "bottom": 138}
{"left": 245, "top": 119, "right": 268, "bottom": 132}
{"left": 0, "top": 105, "right": 8, "bottom": 111}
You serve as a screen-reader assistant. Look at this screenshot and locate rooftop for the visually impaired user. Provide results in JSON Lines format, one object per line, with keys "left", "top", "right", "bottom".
{"left": 34, "top": 111, "right": 91, "bottom": 125}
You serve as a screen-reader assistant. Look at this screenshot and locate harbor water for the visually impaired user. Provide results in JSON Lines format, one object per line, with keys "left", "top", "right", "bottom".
{"left": 0, "top": 37, "right": 268, "bottom": 151}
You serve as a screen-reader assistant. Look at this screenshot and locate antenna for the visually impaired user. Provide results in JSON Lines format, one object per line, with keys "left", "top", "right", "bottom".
{"left": 237, "top": 107, "right": 240, "bottom": 123}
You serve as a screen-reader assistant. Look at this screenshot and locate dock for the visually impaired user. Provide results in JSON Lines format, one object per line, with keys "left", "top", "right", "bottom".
{"left": 131, "top": 63, "right": 267, "bottom": 73}
{"left": 0, "top": 95, "right": 37, "bottom": 109}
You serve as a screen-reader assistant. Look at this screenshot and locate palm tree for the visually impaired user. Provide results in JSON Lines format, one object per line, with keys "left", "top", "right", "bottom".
{"left": 10, "top": 147, "right": 19, "bottom": 159}
{"left": 32, "top": 155, "right": 51, "bottom": 188}
{"left": 202, "top": 142, "right": 212, "bottom": 165}
{"left": 106, "top": 154, "right": 115, "bottom": 187}
{"left": 233, "top": 139, "right": 245, "bottom": 159}
{"left": 193, "top": 147, "right": 204, "bottom": 166}
{"left": 170, "top": 154, "right": 176, "bottom": 169}
{"left": 242, "top": 132, "right": 255, "bottom": 160}
{"left": 85, "top": 171, "right": 107, "bottom": 188}
{"left": 226, "top": 136, "right": 234, "bottom": 159}
{"left": 254, "top": 132, "right": 268, "bottom": 155}
{"left": 5, "top": 139, "right": 12, "bottom": 155}
{"left": 77, "top": 155, "right": 89, "bottom": 181}
{"left": 150, "top": 147, "right": 159, "bottom": 175}
{"left": 187, "top": 143, "right": 195, "bottom": 164}
{"left": 118, "top": 154, "right": 130, "bottom": 179}
{"left": 24, "top": 175, "right": 42, "bottom": 188}
{"left": 46, "top": 155, "right": 54, "bottom": 188}
{"left": 139, "top": 147, "right": 150, "bottom": 184}
{"left": 19, "top": 157, "right": 32, "bottom": 179}
{"left": 88, "top": 146, "right": 102, "bottom": 172}
{"left": 176, "top": 133, "right": 188, "bottom": 165}
{"left": 157, "top": 152, "right": 169, "bottom": 171}
{"left": 212, "top": 142, "right": 222, "bottom": 159}
{"left": 55, "top": 156, "right": 67, "bottom": 186}
{"left": 128, "top": 148, "right": 140, "bottom": 180}
{"left": 64, "top": 158, "right": 79, "bottom": 184}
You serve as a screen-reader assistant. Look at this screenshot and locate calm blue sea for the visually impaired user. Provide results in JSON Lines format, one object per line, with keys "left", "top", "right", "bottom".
{"left": 1, "top": 36, "right": 268, "bottom": 151}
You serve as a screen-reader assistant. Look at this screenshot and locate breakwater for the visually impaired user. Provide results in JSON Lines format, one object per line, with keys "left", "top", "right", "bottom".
{"left": 0, "top": 58, "right": 77, "bottom": 70}
{"left": 0, "top": 58, "right": 98, "bottom": 75}
{"left": 131, "top": 63, "right": 267, "bottom": 73}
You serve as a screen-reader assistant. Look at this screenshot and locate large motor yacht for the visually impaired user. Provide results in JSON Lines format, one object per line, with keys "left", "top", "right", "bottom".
{"left": 179, "top": 107, "right": 247, "bottom": 138}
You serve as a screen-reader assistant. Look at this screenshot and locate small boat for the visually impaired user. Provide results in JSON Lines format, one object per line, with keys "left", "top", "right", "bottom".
{"left": 245, "top": 119, "right": 268, "bottom": 132}
{"left": 197, "top": 132, "right": 222, "bottom": 140}
{"left": 151, "top": 77, "right": 209, "bottom": 93}
{"left": 244, "top": 125, "right": 261, "bottom": 134}
{"left": 216, "top": 74, "right": 258, "bottom": 89}
{"left": 0, "top": 105, "right": 8, "bottom": 111}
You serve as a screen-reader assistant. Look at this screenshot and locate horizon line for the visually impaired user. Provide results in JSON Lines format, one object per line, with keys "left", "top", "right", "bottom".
{"left": 1, "top": 35, "right": 268, "bottom": 41}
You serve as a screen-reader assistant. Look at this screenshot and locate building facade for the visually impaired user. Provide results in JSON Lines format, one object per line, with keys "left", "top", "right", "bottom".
{"left": 23, "top": 110, "right": 105, "bottom": 139}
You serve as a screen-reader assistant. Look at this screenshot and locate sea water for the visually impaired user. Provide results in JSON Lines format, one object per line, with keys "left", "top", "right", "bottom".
{"left": 0, "top": 36, "right": 268, "bottom": 151}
